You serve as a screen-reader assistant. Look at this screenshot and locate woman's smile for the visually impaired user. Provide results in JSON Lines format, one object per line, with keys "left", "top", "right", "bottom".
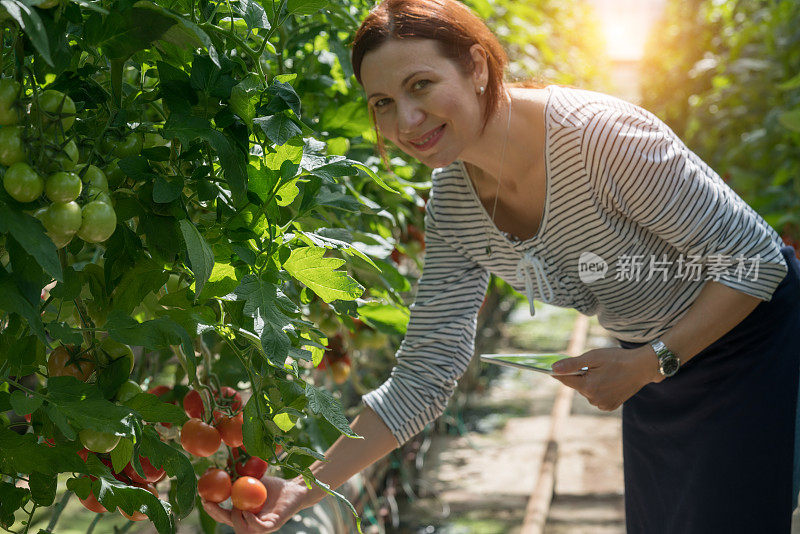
{"left": 409, "top": 124, "right": 446, "bottom": 150}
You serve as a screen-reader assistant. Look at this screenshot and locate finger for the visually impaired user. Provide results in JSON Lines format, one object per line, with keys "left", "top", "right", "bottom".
{"left": 231, "top": 510, "right": 253, "bottom": 534}
{"left": 244, "top": 510, "right": 276, "bottom": 532}
{"left": 201, "top": 500, "right": 234, "bottom": 526}
{"left": 551, "top": 356, "right": 593, "bottom": 375}
{"left": 551, "top": 374, "right": 585, "bottom": 390}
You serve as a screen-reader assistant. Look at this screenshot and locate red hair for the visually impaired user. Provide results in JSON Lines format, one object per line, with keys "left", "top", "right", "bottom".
{"left": 350, "top": 0, "right": 520, "bottom": 170}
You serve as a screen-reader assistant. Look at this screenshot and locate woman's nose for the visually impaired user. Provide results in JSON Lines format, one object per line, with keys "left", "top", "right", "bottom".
{"left": 397, "top": 101, "right": 425, "bottom": 134}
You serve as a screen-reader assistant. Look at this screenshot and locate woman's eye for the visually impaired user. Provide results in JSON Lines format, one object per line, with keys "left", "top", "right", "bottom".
{"left": 374, "top": 98, "right": 390, "bottom": 109}
{"left": 413, "top": 79, "right": 431, "bottom": 90}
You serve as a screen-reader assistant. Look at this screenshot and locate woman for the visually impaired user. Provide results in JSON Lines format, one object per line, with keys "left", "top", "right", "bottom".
{"left": 203, "top": 0, "right": 800, "bottom": 532}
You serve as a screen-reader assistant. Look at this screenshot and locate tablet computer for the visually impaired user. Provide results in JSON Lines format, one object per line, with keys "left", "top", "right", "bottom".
{"left": 480, "top": 353, "right": 588, "bottom": 375}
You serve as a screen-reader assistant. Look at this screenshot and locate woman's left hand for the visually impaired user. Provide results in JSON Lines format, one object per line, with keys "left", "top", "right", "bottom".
{"left": 550, "top": 347, "right": 663, "bottom": 411}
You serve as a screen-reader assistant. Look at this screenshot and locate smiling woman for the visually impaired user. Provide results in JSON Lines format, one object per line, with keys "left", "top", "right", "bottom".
{"left": 196, "top": 1, "right": 800, "bottom": 532}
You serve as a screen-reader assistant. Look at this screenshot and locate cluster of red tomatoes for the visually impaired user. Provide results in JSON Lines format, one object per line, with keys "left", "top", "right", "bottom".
{"left": 0, "top": 80, "right": 118, "bottom": 248}
{"left": 161, "top": 386, "right": 277, "bottom": 515}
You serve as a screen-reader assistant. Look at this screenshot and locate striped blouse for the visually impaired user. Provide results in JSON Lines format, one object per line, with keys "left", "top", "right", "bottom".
{"left": 362, "top": 84, "right": 789, "bottom": 447}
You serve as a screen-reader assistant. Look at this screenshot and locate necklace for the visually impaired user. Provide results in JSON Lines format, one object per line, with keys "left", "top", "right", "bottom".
{"left": 485, "top": 92, "right": 513, "bottom": 257}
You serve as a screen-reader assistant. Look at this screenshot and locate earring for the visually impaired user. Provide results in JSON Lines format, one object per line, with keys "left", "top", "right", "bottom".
{"left": 479, "top": 86, "right": 485, "bottom": 95}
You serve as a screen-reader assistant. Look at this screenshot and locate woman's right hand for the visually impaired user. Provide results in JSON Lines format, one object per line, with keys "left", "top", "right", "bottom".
{"left": 202, "top": 475, "right": 315, "bottom": 533}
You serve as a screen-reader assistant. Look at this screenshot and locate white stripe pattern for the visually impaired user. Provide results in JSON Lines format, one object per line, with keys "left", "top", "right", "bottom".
{"left": 362, "top": 85, "right": 788, "bottom": 446}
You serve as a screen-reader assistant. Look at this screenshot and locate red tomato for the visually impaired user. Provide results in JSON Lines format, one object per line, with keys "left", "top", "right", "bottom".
{"left": 183, "top": 387, "right": 242, "bottom": 420}
{"left": 180, "top": 418, "right": 221, "bottom": 457}
{"left": 197, "top": 468, "right": 231, "bottom": 503}
{"left": 123, "top": 456, "right": 166, "bottom": 484}
{"left": 79, "top": 490, "right": 108, "bottom": 513}
{"left": 118, "top": 484, "right": 158, "bottom": 521}
{"left": 216, "top": 412, "right": 243, "bottom": 448}
{"left": 234, "top": 455, "right": 268, "bottom": 479}
{"left": 182, "top": 389, "right": 204, "bottom": 419}
{"left": 231, "top": 476, "right": 267, "bottom": 513}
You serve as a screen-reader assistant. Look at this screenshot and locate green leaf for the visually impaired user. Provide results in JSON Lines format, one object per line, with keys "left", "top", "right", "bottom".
{"left": 234, "top": 275, "right": 296, "bottom": 359}
{"left": 28, "top": 471, "right": 56, "bottom": 506}
{"left": 264, "top": 80, "right": 301, "bottom": 117}
{"left": 139, "top": 426, "right": 196, "bottom": 518}
{"left": 0, "top": 427, "right": 85, "bottom": 476}
{"left": 0, "top": 334, "right": 44, "bottom": 377}
{"left": 97, "top": 6, "right": 176, "bottom": 60}
{"left": 0, "top": 0, "right": 52, "bottom": 66}
{"left": 6, "top": 235, "right": 48, "bottom": 306}
{"left": 178, "top": 219, "right": 214, "bottom": 300}
{"left": 230, "top": 74, "right": 263, "bottom": 126}
{"left": 0, "top": 481, "right": 29, "bottom": 527}
{"left": 46, "top": 322, "right": 84, "bottom": 345}
{"left": 304, "top": 383, "right": 359, "bottom": 438}
{"left": 45, "top": 403, "right": 76, "bottom": 440}
{"left": 234, "top": 0, "right": 270, "bottom": 31}
{"left": 110, "top": 437, "right": 134, "bottom": 473}
{"left": 297, "top": 230, "right": 379, "bottom": 271}
{"left": 196, "top": 262, "right": 239, "bottom": 301}
{"left": 286, "top": 0, "right": 329, "bottom": 16}
{"left": 96, "top": 353, "right": 131, "bottom": 400}
{"left": 241, "top": 397, "right": 271, "bottom": 461}
{"left": 46, "top": 377, "right": 135, "bottom": 436}
{"left": 105, "top": 313, "right": 196, "bottom": 379}
{"left": 88, "top": 477, "right": 174, "bottom": 533}
{"left": 258, "top": 321, "right": 290, "bottom": 365}
{"left": 0, "top": 271, "right": 48, "bottom": 344}
{"left": 9, "top": 390, "right": 42, "bottom": 416}
{"left": 0, "top": 200, "right": 62, "bottom": 282}
{"left": 283, "top": 247, "right": 363, "bottom": 303}
{"left": 163, "top": 114, "right": 247, "bottom": 206}
{"left": 255, "top": 113, "right": 302, "bottom": 146}
{"left": 110, "top": 257, "right": 170, "bottom": 314}
{"left": 350, "top": 162, "right": 400, "bottom": 194}
{"left": 124, "top": 393, "right": 188, "bottom": 425}
{"left": 358, "top": 302, "right": 410, "bottom": 335}
{"left": 153, "top": 175, "right": 184, "bottom": 203}
{"left": 778, "top": 108, "right": 800, "bottom": 133}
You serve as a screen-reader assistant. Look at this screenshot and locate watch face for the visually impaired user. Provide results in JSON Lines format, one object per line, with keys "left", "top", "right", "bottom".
{"left": 661, "top": 357, "right": 680, "bottom": 377}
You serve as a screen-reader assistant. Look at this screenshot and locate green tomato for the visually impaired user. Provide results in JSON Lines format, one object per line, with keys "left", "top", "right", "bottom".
{"left": 48, "top": 139, "right": 79, "bottom": 171}
{"left": 85, "top": 186, "right": 112, "bottom": 205}
{"left": 42, "top": 201, "right": 82, "bottom": 236}
{"left": 77, "top": 200, "right": 116, "bottom": 243}
{"left": 45, "top": 171, "right": 82, "bottom": 202}
{"left": 112, "top": 133, "right": 143, "bottom": 158}
{"left": 35, "top": 90, "right": 76, "bottom": 131}
{"left": 115, "top": 380, "right": 142, "bottom": 402}
{"left": 0, "top": 78, "right": 20, "bottom": 126}
{"left": 97, "top": 337, "right": 134, "bottom": 374}
{"left": 74, "top": 164, "right": 108, "bottom": 190}
{"left": 3, "top": 162, "right": 43, "bottom": 203}
{"left": 78, "top": 429, "right": 120, "bottom": 453}
{"left": 104, "top": 160, "right": 126, "bottom": 188}
{"left": 143, "top": 132, "right": 168, "bottom": 148}
{"left": 0, "top": 126, "right": 25, "bottom": 166}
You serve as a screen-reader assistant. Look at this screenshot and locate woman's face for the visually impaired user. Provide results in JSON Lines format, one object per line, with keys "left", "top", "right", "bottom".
{"left": 360, "top": 38, "right": 486, "bottom": 169}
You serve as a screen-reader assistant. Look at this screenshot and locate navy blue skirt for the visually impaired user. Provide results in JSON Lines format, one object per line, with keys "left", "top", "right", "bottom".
{"left": 617, "top": 246, "right": 800, "bottom": 534}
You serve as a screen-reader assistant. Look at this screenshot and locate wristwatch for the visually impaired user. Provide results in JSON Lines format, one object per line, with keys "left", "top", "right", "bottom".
{"left": 649, "top": 339, "right": 681, "bottom": 378}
